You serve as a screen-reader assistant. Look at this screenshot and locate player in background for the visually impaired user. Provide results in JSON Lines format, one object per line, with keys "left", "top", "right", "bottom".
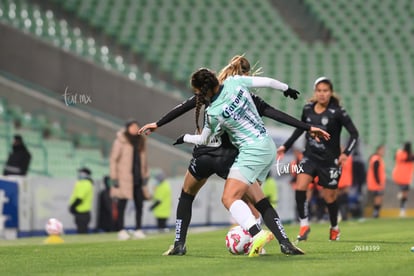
{"left": 277, "top": 77, "right": 358, "bottom": 241}
{"left": 367, "top": 145, "right": 386, "bottom": 218}
{"left": 140, "top": 56, "right": 328, "bottom": 256}
{"left": 392, "top": 142, "right": 414, "bottom": 217}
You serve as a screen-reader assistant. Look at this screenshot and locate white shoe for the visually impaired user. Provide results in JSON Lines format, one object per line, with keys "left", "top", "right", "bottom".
{"left": 399, "top": 209, "right": 406, "bottom": 217}
{"left": 132, "top": 229, "right": 146, "bottom": 239}
{"left": 117, "top": 229, "right": 130, "bottom": 241}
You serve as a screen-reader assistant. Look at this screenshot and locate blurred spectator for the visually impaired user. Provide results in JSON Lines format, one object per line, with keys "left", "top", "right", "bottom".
{"left": 392, "top": 141, "right": 414, "bottom": 217}
{"left": 149, "top": 171, "right": 172, "bottom": 232}
{"left": 337, "top": 149, "right": 353, "bottom": 221}
{"left": 110, "top": 119, "right": 150, "bottom": 240}
{"left": 69, "top": 167, "right": 94, "bottom": 233}
{"left": 366, "top": 145, "right": 386, "bottom": 218}
{"left": 262, "top": 172, "right": 278, "bottom": 208}
{"left": 96, "top": 176, "right": 116, "bottom": 232}
{"left": 349, "top": 143, "right": 366, "bottom": 218}
{"left": 3, "top": 135, "right": 31, "bottom": 176}
{"left": 352, "top": 142, "right": 366, "bottom": 194}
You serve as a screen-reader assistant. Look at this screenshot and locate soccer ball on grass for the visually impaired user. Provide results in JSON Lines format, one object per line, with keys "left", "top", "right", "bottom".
{"left": 225, "top": 225, "right": 252, "bottom": 255}
{"left": 45, "top": 218, "right": 63, "bottom": 235}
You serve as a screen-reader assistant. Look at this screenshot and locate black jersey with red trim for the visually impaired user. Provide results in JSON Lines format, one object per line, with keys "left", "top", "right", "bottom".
{"left": 283, "top": 101, "right": 359, "bottom": 163}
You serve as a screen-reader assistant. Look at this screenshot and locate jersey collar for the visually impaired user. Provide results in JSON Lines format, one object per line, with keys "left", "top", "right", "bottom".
{"left": 211, "top": 85, "right": 223, "bottom": 103}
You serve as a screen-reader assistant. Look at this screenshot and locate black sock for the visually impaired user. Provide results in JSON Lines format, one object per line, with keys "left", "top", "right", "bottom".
{"left": 248, "top": 224, "right": 261, "bottom": 237}
{"left": 174, "top": 190, "right": 195, "bottom": 247}
{"left": 326, "top": 200, "right": 338, "bottom": 227}
{"left": 295, "top": 190, "right": 308, "bottom": 219}
{"left": 373, "top": 204, "right": 381, "bottom": 218}
{"left": 255, "top": 198, "right": 288, "bottom": 243}
{"left": 400, "top": 198, "right": 407, "bottom": 209}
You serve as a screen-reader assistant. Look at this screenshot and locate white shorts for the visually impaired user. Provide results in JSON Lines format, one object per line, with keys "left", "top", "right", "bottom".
{"left": 228, "top": 137, "right": 276, "bottom": 184}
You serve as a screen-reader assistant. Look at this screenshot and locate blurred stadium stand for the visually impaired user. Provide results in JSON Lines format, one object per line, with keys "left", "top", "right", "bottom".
{"left": 0, "top": 0, "right": 413, "bottom": 178}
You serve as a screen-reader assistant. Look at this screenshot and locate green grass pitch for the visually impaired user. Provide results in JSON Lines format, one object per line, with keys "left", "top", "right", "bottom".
{"left": 0, "top": 218, "right": 413, "bottom": 275}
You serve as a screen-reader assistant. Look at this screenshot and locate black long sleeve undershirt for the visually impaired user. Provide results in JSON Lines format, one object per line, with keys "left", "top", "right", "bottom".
{"left": 251, "top": 94, "right": 311, "bottom": 131}
{"left": 283, "top": 128, "right": 306, "bottom": 152}
{"left": 341, "top": 116, "right": 359, "bottom": 156}
{"left": 156, "top": 96, "right": 197, "bottom": 127}
{"left": 155, "top": 94, "right": 311, "bottom": 132}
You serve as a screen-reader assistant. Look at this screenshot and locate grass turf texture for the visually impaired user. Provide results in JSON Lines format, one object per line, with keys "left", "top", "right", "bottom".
{"left": 0, "top": 218, "right": 413, "bottom": 275}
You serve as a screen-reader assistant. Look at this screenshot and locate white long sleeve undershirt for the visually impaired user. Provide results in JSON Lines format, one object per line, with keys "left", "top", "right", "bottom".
{"left": 250, "top": 76, "right": 288, "bottom": 91}
{"left": 183, "top": 127, "right": 212, "bottom": 145}
{"left": 182, "top": 76, "right": 289, "bottom": 146}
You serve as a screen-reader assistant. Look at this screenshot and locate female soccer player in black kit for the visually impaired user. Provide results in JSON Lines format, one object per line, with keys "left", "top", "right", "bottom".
{"left": 277, "top": 77, "right": 359, "bottom": 241}
{"left": 140, "top": 56, "right": 328, "bottom": 255}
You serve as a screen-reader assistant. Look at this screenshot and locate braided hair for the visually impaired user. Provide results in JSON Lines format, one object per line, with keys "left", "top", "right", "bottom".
{"left": 190, "top": 68, "right": 219, "bottom": 133}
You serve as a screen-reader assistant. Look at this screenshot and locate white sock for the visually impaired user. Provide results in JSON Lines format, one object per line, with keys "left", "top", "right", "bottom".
{"left": 229, "top": 199, "right": 258, "bottom": 231}
{"left": 299, "top": 218, "right": 309, "bottom": 227}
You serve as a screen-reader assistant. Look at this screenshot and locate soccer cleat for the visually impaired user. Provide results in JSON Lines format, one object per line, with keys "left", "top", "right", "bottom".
{"left": 132, "top": 229, "right": 146, "bottom": 239}
{"left": 248, "top": 230, "right": 274, "bottom": 257}
{"left": 280, "top": 240, "right": 305, "bottom": 255}
{"left": 162, "top": 244, "right": 187, "bottom": 256}
{"left": 297, "top": 225, "right": 311, "bottom": 242}
{"left": 117, "top": 229, "right": 130, "bottom": 241}
{"left": 329, "top": 228, "right": 340, "bottom": 241}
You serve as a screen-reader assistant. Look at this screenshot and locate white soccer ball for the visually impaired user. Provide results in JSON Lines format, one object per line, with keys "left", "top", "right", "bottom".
{"left": 45, "top": 218, "right": 63, "bottom": 235}
{"left": 225, "top": 225, "right": 252, "bottom": 255}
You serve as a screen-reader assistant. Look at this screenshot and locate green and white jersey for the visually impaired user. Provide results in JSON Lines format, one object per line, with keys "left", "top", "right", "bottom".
{"left": 205, "top": 76, "right": 268, "bottom": 148}
{"left": 183, "top": 75, "right": 288, "bottom": 149}
{"left": 183, "top": 75, "right": 288, "bottom": 184}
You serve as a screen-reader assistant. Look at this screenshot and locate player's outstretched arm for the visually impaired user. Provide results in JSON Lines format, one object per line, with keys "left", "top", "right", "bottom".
{"left": 248, "top": 76, "right": 300, "bottom": 100}
{"left": 139, "top": 96, "right": 197, "bottom": 135}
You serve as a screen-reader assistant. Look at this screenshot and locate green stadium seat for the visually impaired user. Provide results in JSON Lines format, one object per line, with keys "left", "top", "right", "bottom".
{"left": 3, "top": 0, "right": 413, "bottom": 176}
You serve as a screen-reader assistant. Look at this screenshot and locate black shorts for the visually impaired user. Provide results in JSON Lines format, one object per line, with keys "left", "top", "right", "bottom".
{"left": 369, "top": 190, "right": 384, "bottom": 196}
{"left": 398, "top": 185, "right": 410, "bottom": 192}
{"left": 188, "top": 148, "right": 237, "bottom": 180}
{"left": 299, "top": 157, "right": 341, "bottom": 190}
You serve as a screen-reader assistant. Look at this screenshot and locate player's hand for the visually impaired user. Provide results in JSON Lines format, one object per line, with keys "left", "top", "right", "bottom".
{"left": 138, "top": 122, "right": 158, "bottom": 135}
{"left": 283, "top": 87, "right": 300, "bottom": 100}
{"left": 173, "top": 134, "right": 185, "bottom": 145}
{"left": 309, "top": 126, "right": 330, "bottom": 142}
{"left": 142, "top": 185, "right": 152, "bottom": 200}
{"left": 338, "top": 153, "right": 348, "bottom": 167}
{"left": 69, "top": 205, "right": 77, "bottom": 215}
{"left": 277, "top": 145, "right": 286, "bottom": 160}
